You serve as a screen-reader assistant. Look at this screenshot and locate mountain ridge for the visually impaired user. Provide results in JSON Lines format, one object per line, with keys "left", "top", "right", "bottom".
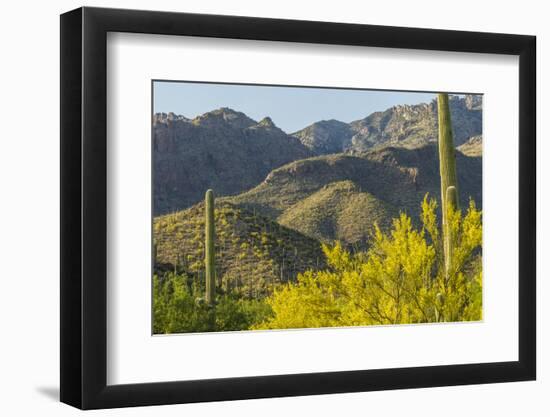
{"left": 153, "top": 95, "right": 482, "bottom": 215}
{"left": 224, "top": 143, "right": 482, "bottom": 246}
{"left": 153, "top": 107, "right": 313, "bottom": 215}
{"left": 292, "top": 94, "right": 482, "bottom": 154}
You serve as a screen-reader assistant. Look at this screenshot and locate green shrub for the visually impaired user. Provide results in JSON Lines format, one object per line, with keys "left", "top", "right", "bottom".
{"left": 153, "top": 272, "right": 272, "bottom": 334}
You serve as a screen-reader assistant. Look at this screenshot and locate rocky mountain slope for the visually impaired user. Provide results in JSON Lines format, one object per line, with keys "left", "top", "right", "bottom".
{"left": 225, "top": 144, "right": 482, "bottom": 246}
{"left": 154, "top": 95, "right": 482, "bottom": 219}
{"left": 290, "top": 119, "right": 355, "bottom": 155}
{"left": 457, "top": 135, "right": 482, "bottom": 157}
{"left": 154, "top": 201, "right": 326, "bottom": 297}
{"left": 292, "top": 94, "right": 482, "bottom": 154}
{"left": 153, "top": 108, "right": 312, "bottom": 215}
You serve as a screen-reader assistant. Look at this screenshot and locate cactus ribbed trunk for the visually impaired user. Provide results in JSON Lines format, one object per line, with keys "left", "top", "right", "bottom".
{"left": 205, "top": 189, "right": 216, "bottom": 306}
{"left": 444, "top": 185, "right": 459, "bottom": 276}
{"left": 437, "top": 93, "right": 460, "bottom": 279}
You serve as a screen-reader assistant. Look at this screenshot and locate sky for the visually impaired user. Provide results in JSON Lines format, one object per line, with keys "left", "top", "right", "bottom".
{"left": 153, "top": 80, "right": 438, "bottom": 133}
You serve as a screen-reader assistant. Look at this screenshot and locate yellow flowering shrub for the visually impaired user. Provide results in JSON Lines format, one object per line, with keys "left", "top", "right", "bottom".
{"left": 255, "top": 195, "right": 482, "bottom": 329}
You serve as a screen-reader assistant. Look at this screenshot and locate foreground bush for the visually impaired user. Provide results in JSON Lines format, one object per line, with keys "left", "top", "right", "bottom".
{"left": 255, "top": 195, "right": 482, "bottom": 329}
{"left": 153, "top": 272, "right": 272, "bottom": 334}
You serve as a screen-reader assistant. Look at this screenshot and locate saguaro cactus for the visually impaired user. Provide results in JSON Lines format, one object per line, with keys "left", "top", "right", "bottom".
{"left": 437, "top": 93, "right": 460, "bottom": 278}
{"left": 444, "top": 185, "right": 459, "bottom": 276}
{"left": 204, "top": 189, "right": 216, "bottom": 306}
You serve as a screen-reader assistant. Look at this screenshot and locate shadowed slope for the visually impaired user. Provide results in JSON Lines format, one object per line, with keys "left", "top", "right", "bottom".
{"left": 226, "top": 144, "right": 481, "bottom": 245}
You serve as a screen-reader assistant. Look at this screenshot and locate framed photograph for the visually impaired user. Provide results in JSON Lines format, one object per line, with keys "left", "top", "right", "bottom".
{"left": 60, "top": 6, "right": 536, "bottom": 409}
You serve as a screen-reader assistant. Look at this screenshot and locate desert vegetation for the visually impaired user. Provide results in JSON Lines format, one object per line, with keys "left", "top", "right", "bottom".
{"left": 153, "top": 93, "right": 483, "bottom": 334}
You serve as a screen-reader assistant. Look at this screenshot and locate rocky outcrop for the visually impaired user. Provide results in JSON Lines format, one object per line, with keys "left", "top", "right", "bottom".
{"left": 292, "top": 120, "right": 354, "bottom": 155}
{"left": 293, "top": 95, "right": 482, "bottom": 154}
{"left": 457, "top": 135, "right": 483, "bottom": 157}
{"left": 153, "top": 108, "right": 312, "bottom": 215}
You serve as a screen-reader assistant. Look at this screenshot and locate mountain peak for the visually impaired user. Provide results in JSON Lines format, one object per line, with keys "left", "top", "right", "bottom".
{"left": 257, "top": 116, "right": 277, "bottom": 128}
{"left": 153, "top": 112, "right": 190, "bottom": 125}
{"left": 217, "top": 107, "right": 243, "bottom": 116}
{"left": 292, "top": 119, "right": 354, "bottom": 155}
{"left": 193, "top": 107, "right": 256, "bottom": 129}
{"left": 153, "top": 108, "right": 311, "bottom": 215}
{"left": 464, "top": 94, "right": 483, "bottom": 111}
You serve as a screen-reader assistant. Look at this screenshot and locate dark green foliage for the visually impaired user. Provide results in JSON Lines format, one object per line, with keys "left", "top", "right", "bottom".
{"left": 215, "top": 297, "right": 273, "bottom": 331}
{"left": 153, "top": 272, "right": 272, "bottom": 334}
{"left": 153, "top": 272, "right": 211, "bottom": 334}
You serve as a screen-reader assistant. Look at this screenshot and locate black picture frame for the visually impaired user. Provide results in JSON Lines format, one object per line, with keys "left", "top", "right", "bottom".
{"left": 60, "top": 6, "right": 536, "bottom": 410}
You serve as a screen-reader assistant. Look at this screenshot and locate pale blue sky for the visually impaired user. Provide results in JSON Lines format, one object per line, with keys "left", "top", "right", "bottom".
{"left": 153, "top": 80, "right": 438, "bottom": 133}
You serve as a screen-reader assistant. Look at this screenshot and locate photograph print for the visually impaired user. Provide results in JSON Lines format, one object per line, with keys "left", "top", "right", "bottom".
{"left": 152, "top": 81, "right": 483, "bottom": 335}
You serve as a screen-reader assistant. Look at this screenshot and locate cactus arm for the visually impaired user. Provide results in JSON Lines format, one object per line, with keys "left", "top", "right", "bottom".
{"left": 445, "top": 185, "right": 459, "bottom": 212}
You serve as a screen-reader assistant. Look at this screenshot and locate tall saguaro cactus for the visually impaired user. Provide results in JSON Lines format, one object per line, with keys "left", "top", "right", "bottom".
{"left": 444, "top": 185, "right": 459, "bottom": 276}
{"left": 437, "top": 93, "right": 460, "bottom": 279}
{"left": 204, "top": 189, "right": 216, "bottom": 306}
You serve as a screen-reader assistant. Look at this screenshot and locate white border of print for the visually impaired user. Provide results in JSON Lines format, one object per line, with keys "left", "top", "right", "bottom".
{"left": 106, "top": 32, "right": 519, "bottom": 385}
